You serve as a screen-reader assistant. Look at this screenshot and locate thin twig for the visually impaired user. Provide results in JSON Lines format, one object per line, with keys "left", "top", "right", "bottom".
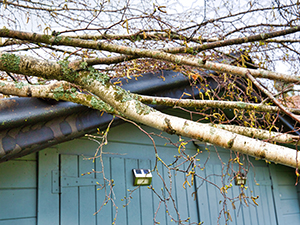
{"left": 6, "top": 72, "right": 16, "bottom": 81}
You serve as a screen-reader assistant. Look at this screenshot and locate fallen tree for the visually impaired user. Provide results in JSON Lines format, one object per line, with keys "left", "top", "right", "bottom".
{"left": 0, "top": 49, "right": 300, "bottom": 168}
{"left": 1, "top": 1, "right": 300, "bottom": 223}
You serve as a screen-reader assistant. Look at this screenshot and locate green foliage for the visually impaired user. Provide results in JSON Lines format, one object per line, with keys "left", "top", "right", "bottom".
{"left": 52, "top": 85, "right": 65, "bottom": 101}
{"left": 80, "top": 61, "right": 88, "bottom": 70}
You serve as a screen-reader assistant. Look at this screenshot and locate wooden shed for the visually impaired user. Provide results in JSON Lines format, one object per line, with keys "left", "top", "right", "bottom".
{"left": 0, "top": 71, "right": 299, "bottom": 225}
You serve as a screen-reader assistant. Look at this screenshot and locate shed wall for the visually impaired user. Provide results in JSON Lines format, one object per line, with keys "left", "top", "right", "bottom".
{"left": 0, "top": 154, "right": 37, "bottom": 225}
{"left": 0, "top": 122, "right": 299, "bottom": 225}
{"left": 38, "top": 123, "right": 300, "bottom": 225}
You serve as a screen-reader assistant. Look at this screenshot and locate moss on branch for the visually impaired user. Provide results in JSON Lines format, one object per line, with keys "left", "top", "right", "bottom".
{"left": 0, "top": 53, "right": 20, "bottom": 72}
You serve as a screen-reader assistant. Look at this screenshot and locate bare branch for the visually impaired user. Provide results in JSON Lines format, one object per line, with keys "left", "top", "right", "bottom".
{"left": 164, "top": 26, "right": 300, "bottom": 53}
{"left": 246, "top": 71, "right": 300, "bottom": 123}
{"left": 1, "top": 27, "right": 300, "bottom": 83}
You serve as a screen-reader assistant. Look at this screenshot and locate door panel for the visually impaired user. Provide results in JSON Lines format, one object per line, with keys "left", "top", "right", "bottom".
{"left": 125, "top": 158, "right": 141, "bottom": 225}
{"left": 270, "top": 164, "right": 300, "bottom": 225}
{"left": 110, "top": 157, "right": 127, "bottom": 224}
{"left": 95, "top": 156, "right": 113, "bottom": 225}
{"left": 58, "top": 154, "right": 200, "bottom": 225}
{"left": 60, "top": 155, "right": 80, "bottom": 225}
{"left": 195, "top": 165, "right": 277, "bottom": 225}
{"left": 39, "top": 151, "right": 288, "bottom": 225}
{"left": 151, "top": 162, "right": 167, "bottom": 225}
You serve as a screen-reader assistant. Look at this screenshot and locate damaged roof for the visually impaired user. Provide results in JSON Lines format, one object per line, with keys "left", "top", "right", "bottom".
{"left": 0, "top": 70, "right": 297, "bottom": 163}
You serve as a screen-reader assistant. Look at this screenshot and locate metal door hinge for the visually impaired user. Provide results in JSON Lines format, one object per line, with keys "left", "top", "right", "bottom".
{"left": 61, "top": 176, "right": 99, "bottom": 187}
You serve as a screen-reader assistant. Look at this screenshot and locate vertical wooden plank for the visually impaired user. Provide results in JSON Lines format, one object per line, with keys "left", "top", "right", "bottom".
{"left": 245, "top": 169, "right": 260, "bottom": 225}
{"left": 238, "top": 169, "right": 254, "bottom": 225}
{"left": 124, "top": 158, "right": 141, "bottom": 225}
{"left": 139, "top": 159, "right": 154, "bottom": 225}
{"left": 79, "top": 156, "right": 97, "bottom": 225}
{"left": 270, "top": 164, "right": 284, "bottom": 225}
{"left": 163, "top": 165, "right": 178, "bottom": 224}
{"left": 253, "top": 168, "right": 267, "bottom": 225}
{"left": 111, "top": 157, "right": 127, "bottom": 225}
{"left": 266, "top": 166, "right": 277, "bottom": 225}
{"left": 216, "top": 164, "right": 224, "bottom": 223}
{"left": 265, "top": 186, "right": 277, "bottom": 225}
{"left": 37, "top": 148, "right": 59, "bottom": 225}
{"left": 152, "top": 161, "right": 167, "bottom": 225}
{"left": 206, "top": 164, "right": 221, "bottom": 224}
{"left": 270, "top": 164, "right": 300, "bottom": 225}
{"left": 229, "top": 182, "right": 244, "bottom": 225}
{"left": 96, "top": 156, "right": 113, "bottom": 225}
{"left": 226, "top": 163, "right": 243, "bottom": 225}
{"left": 195, "top": 166, "right": 211, "bottom": 225}
{"left": 257, "top": 186, "right": 270, "bottom": 225}
{"left": 265, "top": 167, "right": 277, "bottom": 225}
{"left": 185, "top": 167, "right": 199, "bottom": 225}
{"left": 253, "top": 166, "right": 276, "bottom": 225}
{"left": 175, "top": 163, "right": 189, "bottom": 223}
{"left": 60, "top": 154, "right": 79, "bottom": 225}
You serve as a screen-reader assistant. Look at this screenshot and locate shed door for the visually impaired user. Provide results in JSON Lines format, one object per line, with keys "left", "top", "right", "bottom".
{"left": 195, "top": 164, "right": 278, "bottom": 225}
{"left": 38, "top": 150, "right": 289, "bottom": 225}
{"left": 270, "top": 164, "right": 300, "bottom": 224}
{"left": 58, "top": 154, "right": 199, "bottom": 225}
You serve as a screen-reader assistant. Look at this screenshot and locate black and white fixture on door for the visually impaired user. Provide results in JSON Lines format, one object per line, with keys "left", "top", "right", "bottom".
{"left": 132, "top": 169, "right": 152, "bottom": 186}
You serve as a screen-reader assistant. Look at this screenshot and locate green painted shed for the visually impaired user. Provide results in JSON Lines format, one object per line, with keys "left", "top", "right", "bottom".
{"left": 0, "top": 71, "right": 299, "bottom": 225}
